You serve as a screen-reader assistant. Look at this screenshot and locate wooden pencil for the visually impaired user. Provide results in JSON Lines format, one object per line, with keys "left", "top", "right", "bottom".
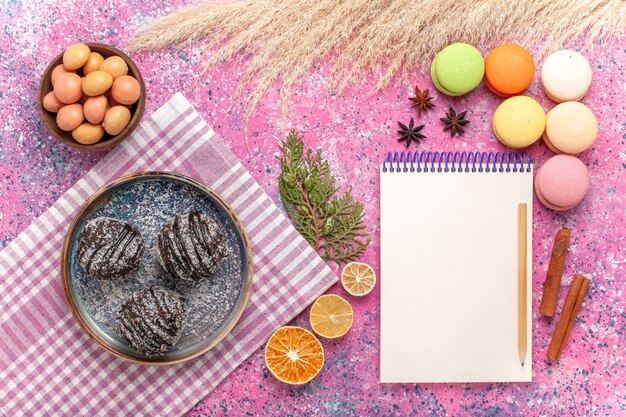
{"left": 518, "top": 203, "right": 527, "bottom": 366}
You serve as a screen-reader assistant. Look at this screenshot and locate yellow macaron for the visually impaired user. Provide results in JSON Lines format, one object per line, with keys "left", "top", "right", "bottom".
{"left": 493, "top": 96, "right": 546, "bottom": 148}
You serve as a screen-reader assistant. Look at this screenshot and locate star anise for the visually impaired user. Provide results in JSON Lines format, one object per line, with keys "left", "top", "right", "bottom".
{"left": 408, "top": 85, "right": 435, "bottom": 116}
{"left": 440, "top": 107, "right": 470, "bottom": 137}
{"left": 397, "top": 117, "right": 426, "bottom": 148}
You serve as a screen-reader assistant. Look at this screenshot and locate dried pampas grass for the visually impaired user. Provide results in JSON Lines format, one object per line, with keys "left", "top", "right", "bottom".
{"left": 131, "top": 0, "right": 626, "bottom": 125}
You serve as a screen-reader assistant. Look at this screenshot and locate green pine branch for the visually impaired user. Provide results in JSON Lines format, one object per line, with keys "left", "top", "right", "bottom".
{"left": 277, "top": 130, "right": 370, "bottom": 266}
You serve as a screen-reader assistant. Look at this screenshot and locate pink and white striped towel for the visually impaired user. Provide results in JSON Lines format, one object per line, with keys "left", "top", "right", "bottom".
{"left": 0, "top": 93, "right": 338, "bottom": 416}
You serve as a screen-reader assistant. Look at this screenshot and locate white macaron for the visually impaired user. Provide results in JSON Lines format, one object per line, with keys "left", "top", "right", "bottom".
{"left": 541, "top": 50, "right": 592, "bottom": 103}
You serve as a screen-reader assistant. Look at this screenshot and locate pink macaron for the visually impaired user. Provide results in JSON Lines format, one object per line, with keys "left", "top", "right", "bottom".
{"left": 534, "top": 155, "right": 589, "bottom": 211}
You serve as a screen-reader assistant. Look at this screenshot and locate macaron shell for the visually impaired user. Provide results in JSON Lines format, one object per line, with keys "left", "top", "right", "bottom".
{"left": 430, "top": 57, "right": 464, "bottom": 96}
{"left": 541, "top": 85, "right": 578, "bottom": 103}
{"left": 544, "top": 101, "right": 598, "bottom": 154}
{"left": 534, "top": 155, "right": 589, "bottom": 210}
{"left": 492, "top": 96, "right": 546, "bottom": 148}
{"left": 542, "top": 133, "right": 561, "bottom": 153}
{"left": 432, "top": 43, "right": 484, "bottom": 95}
{"left": 485, "top": 44, "right": 535, "bottom": 96}
{"left": 484, "top": 77, "right": 515, "bottom": 98}
{"left": 541, "top": 50, "right": 592, "bottom": 103}
{"left": 534, "top": 180, "right": 579, "bottom": 211}
{"left": 492, "top": 120, "right": 513, "bottom": 148}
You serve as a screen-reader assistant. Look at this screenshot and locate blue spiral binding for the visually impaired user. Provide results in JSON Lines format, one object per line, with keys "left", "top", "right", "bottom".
{"left": 382, "top": 151, "right": 532, "bottom": 173}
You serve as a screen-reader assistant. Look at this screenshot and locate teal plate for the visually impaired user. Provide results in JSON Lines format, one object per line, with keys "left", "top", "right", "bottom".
{"left": 62, "top": 172, "right": 253, "bottom": 365}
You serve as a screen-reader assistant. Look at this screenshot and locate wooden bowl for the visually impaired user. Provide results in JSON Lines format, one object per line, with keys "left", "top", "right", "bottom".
{"left": 37, "top": 43, "right": 146, "bottom": 151}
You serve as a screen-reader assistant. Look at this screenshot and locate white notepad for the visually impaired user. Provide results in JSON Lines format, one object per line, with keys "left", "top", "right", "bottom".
{"left": 380, "top": 151, "right": 533, "bottom": 383}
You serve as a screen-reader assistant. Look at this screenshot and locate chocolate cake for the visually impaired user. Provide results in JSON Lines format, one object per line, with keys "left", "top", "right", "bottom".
{"left": 157, "top": 211, "right": 229, "bottom": 284}
{"left": 77, "top": 217, "right": 144, "bottom": 279}
{"left": 118, "top": 286, "right": 187, "bottom": 357}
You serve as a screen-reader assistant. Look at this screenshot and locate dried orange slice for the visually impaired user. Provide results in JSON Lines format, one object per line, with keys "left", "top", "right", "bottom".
{"left": 341, "top": 261, "right": 376, "bottom": 296}
{"left": 309, "top": 294, "right": 354, "bottom": 338}
{"left": 264, "top": 326, "right": 324, "bottom": 384}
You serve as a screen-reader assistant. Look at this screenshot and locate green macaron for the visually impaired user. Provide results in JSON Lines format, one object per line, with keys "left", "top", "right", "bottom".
{"left": 431, "top": 43, "right": 485, "bottom": 96}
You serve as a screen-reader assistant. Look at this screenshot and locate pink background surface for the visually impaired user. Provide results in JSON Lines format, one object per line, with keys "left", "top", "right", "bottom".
{"left": 0, "top": 1, "right": 624, "bottom": 415}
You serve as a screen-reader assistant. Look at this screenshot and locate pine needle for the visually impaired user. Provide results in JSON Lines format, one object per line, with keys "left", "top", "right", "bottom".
{"left": 277, "top": 131, "right": 370, "bottom": 265}
{"left": 130, "top": 0, "right": 626, "bottom": 127}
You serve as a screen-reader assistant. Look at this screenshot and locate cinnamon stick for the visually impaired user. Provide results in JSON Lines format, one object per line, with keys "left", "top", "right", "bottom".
{"left": 540, "top": 228, "right": 571, "bottom": 317}
{"left": 547, "top": 274, "right": 591, "bottom": 361}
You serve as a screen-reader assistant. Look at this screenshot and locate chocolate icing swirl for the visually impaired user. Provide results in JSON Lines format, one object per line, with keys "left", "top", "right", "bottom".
{"left": 157, "top": 211, "right": 229, "bottom": 284}
{"left": 77, "top": 217, "right": 144, "bottom": 280}
{"left": 118, "top": 286, "right": 188, "bottom": 357}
